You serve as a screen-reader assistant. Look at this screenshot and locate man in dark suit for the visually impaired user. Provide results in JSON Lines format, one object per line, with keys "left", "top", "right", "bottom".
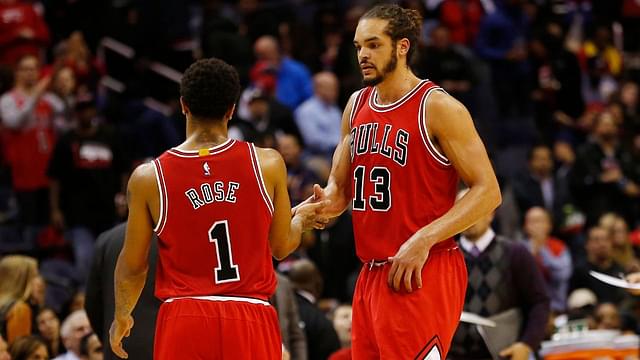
{"left": 288, "top": 259, "right": 340, "bottom": 360}
{"left": 85, "top": 223, "right": 160, "bottom": 360}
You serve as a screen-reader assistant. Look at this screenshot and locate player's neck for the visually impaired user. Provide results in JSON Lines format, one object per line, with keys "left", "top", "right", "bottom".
{"left": 375, "top": 68, "right": 420, "bottom": 105}
{"left": 181, "top": 121, "right": 229, "bottom": 150}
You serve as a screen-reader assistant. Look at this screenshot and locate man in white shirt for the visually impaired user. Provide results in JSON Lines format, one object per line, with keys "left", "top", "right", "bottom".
{"left": 53, "top": 310, "right": 92, "bottom": 360}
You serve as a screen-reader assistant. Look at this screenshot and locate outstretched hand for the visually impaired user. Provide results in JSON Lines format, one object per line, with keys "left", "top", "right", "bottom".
{"left": 292, "top": 198, "right": 329, "bottom": 231}
{"left": 109, "top": 315, "right": 133, "bottom": 359}
{"left": 293, "top": 185, "right": 332, "bottom": 230}
{"left": 387, "top": 235, "right": 431, "bottom": 292}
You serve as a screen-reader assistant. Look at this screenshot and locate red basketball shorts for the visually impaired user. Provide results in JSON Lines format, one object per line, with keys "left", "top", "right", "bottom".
{"left": 153, "top": 296, "right": 282, "bottom": 360}
{"left": 352, "top": 246, "right": 467, "bottom": 359}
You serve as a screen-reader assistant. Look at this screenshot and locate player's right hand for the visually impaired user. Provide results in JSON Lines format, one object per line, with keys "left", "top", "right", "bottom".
{"left": 293, "top": 200, "right": 329, "bottom": 231}
{"left": 109, "top": 315, "right": 133, "bottom": 359}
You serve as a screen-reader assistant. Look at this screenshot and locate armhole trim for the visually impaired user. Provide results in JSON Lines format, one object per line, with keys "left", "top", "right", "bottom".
{"left": 248, "top": 143, "right": 274, "bottom": 215}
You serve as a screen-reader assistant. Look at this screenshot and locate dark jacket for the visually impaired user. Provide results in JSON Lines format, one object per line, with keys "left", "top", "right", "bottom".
{"left": 85, "top": 223, "right": 161, "bottom": 360}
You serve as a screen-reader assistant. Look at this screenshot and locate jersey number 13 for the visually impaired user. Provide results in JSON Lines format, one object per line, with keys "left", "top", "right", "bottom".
{"left": 353, "top": 165, "right": 391, "bottom": 211}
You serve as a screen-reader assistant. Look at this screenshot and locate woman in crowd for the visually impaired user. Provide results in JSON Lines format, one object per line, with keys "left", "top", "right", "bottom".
{"left": 9, "top": 335, "right": 48, "bottom": 360}
{"left": 0, "top": 256, "right": 39, "bottom": 344}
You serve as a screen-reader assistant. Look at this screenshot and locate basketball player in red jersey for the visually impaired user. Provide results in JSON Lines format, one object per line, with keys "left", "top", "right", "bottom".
{"left": 108, "top": 58, "right": 324, "bottom": 359}
{"left": 310, "top": 4, "right": 502, "bottom": 359}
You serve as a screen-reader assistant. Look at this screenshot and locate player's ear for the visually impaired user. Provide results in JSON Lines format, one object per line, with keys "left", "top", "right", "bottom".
{"left": 224, "top": 103, "right": 236, "bottom": 122}
{"left": 179, "top": 97, "right": 189, "bottom": 116}
{"left": 398, "top": 38, "right": 410, "bottom": 57}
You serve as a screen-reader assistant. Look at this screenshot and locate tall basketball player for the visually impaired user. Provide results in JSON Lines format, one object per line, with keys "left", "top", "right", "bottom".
{"left": 311, "top": 4, "right": 502, "bottom": 359}
{"left": 109, "top": 58, "right": 324, "bottom": 359}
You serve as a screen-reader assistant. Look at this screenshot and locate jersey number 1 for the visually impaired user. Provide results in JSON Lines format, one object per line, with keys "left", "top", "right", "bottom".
{"left": 209, "top": 220, "right": 240, "bottom": 284}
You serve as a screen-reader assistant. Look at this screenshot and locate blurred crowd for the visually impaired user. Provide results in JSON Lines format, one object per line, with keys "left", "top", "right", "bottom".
{"left": 0, "top": 0, "right": 638, "bottom": 359}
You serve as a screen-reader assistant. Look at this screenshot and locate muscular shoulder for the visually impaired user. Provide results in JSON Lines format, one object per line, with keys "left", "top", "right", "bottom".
{"left": 255, "top": 147, "right": 286, "bottom": 179}
{"left": 425, "top": 90, "right": 468, "bottom": 120}
{"left": 128, "top": 162, "right": 157, "bottom": 196}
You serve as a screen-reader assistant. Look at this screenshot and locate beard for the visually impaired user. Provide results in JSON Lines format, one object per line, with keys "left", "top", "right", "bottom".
{"left": 362, "top": 49, "right": 398, "bottom": 87}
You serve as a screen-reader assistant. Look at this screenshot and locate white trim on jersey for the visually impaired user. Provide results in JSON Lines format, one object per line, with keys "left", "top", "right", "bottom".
{"left": 349, "top": 89, "right": 365, "bottom": 129}
{"left": 248, "top": 143, "right": 275, "bottom": 215}
{"left": 152, "top": 159, "right": 169, "bottom": 234}
{"left": 167, "top": 139, "right": 236, "bottom": 158}
{"left": 164, "top": 295, "right": 271, "bottom": 306}
{"left": 369, "top": 79, "right": 429, "bottom": 112}
{"left": 418, "top": 87, "right": 452, "bottom": 166}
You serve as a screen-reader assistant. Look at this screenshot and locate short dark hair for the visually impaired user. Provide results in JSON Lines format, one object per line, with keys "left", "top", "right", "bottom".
{"left": 180, "top": 58, "right": 240, "bottom": 121}
{"left": 361, "top": 4, "right": 423, "bottom": 61}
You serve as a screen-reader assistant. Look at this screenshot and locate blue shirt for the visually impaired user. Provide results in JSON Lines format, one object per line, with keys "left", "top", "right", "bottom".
{"left": 276, "top": 57, "right": 313, "bottom": 110}
{"left": 294, "top": 96, "right": 341, "bottom": 155}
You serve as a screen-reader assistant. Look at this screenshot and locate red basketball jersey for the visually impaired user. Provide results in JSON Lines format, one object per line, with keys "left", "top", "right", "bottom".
{"left": 350, "top": 80, "right": 459, "bottom": 261}
{"left": 152, "top": 139, "right": 276, "bottom": 301}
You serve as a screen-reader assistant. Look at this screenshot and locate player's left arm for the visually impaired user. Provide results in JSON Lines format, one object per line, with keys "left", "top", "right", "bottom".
{"left": 110, "top": 163, "right": 156, "bottom": 359}
{"left": 388, "top": 91, "right": 501, "bottom": 292}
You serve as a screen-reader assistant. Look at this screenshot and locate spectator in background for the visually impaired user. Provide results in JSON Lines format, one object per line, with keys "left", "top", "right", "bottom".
{"left": 523, "top": 207, "right": 572, "bottom": 313}
{"left": 570, "top": 111, "right": 640, "bottom": 225}
{"left": 294, "top": 72, "right": 342, "bottom": 160}
{"left": 328, "top": 304, "right": 352, "bottom": 360}
{"left": 85, "top": 223, "right": 159, "bottom": 360}
{"left": 271, "top": 273, "right": 307, "bottom": 360}
{"left": 438, "top": 0, "right": 485, "bottom": 46}
{"left": 233, "top": 88, "right": 301, "bottom": 148}
{"left": 578, "top": 24, "right": 622, "bottom": 105}
{"left": 252, "top": 35, "right": 313, "bottom": 110}
{"left": 36, "top": 307, "right": 63, "bottom": 357}
{"left": 78, "top": 333, "right": 101, "bottom": 360}
{"left": 277, "top": 133, "right": 320, "bottom": 206}
{"left": 475, "top": 0, "right": 531, "bottom": 118}
{"left": 599, "top": 213, "right": 640, "bottom": 272}
{"left": 570, "top": 226, "right": 629, "bottom": 305}
{"left": 54, "top": 310, "right": 91, "bottom": 360}
{"left": 8, "top": 335, "right": 48, "bottom": 360}
{"left": 450, "top": 191, "right": 550, "bottom": 360}
{"left": 593, "top": 302, "right": 621, "bottom": 330}
{"left": 413, "top": 25, "right": 473, "bottom": 101}
{"left": 0, "top": 255, "right": 38, "bottom": 344}
{"left": 44, "top": 66, "right": 76, "bottom": 134}
{"left": 529, "top": 22, "right": 584, "bottom": 143}
{"left": 512, "top": 144, "right": 570, "bottom": 225}
{"left": 0, "top": 334, "right": 9, "bottom": 360}
{"left": 48, "top": 94, "right": 129, "bottom": 282}
{"left": 289, "top": 259, "right": 341, "bottom": 360}
{"left": 0, "top": 55, "right": 55, "bottom": 232}
{"left": 0, "top": 0, "right": 49, "bottom": 66}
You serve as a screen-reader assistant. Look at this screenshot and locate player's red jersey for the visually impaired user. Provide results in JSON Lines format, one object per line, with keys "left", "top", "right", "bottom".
{"left": 152, "top": 139, "right": 276, "bottom": 301}
{"left": 350, "top": 80, "right": 458, "bottom": 261}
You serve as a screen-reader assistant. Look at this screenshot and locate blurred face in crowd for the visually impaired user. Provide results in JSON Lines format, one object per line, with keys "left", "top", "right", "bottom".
{"left": 37, "top": 309, "right": 61, "bottom": 342}
{"left": 611, "top": 217, "right": 629, "bottom": 248}
{"left": 30, "top": 275, "right": 46, "bottom": 307}
{"left": 247, "top": 97, "right": 269, "bottom": 120}
{"left": 586, "top": 227, "right": 613, "bottom": 265}
{"left": 277, "top": 134, "right": 302, "bottom": 167}
{"left": 529, "top": 146, "right": 553, "bottom": 178}
{"left": 431, "top": 26, "right": 450, "bottom": 51}
{"left": 15, "top": 56, "right": 40, "bottom": 89}
{"left": 621, "top": 82, "right": 638, "bottom": 108}
{"left": 332, "top": 305, "right": 353, "bottom": 347}
{"left": 595, "top": 303, "right": 621, "bottom": 330}
{"left": 524, "top": 207, "right": 552, "bottom": 242}
{"left": 53, "top": 67, "right": 76, "bottom": 97}
{"left": 553, "top": 140, "right": 575, "bottom": 165}
{"left": 313, "top": 72, "right": 339, "bottom": 104}
{"left": 86, "top": 334, "right": 103, "bottom": 360}
{"left": 0, "top": 335, "right": 9, "bottom": 360}
{"left": 26, "top": 344, "right": 48, "bottom": 360}
{"left": 254, "top": 36, "right": 280, "bottom": 66}
{"left": 62, "top": 313, "right": 91, "bottom": 354}
{"left": 354, "top": 18, "right": 400, "bottom": 86}
{"left": 594, "top": 112, "right": 619, "bottom": 143}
